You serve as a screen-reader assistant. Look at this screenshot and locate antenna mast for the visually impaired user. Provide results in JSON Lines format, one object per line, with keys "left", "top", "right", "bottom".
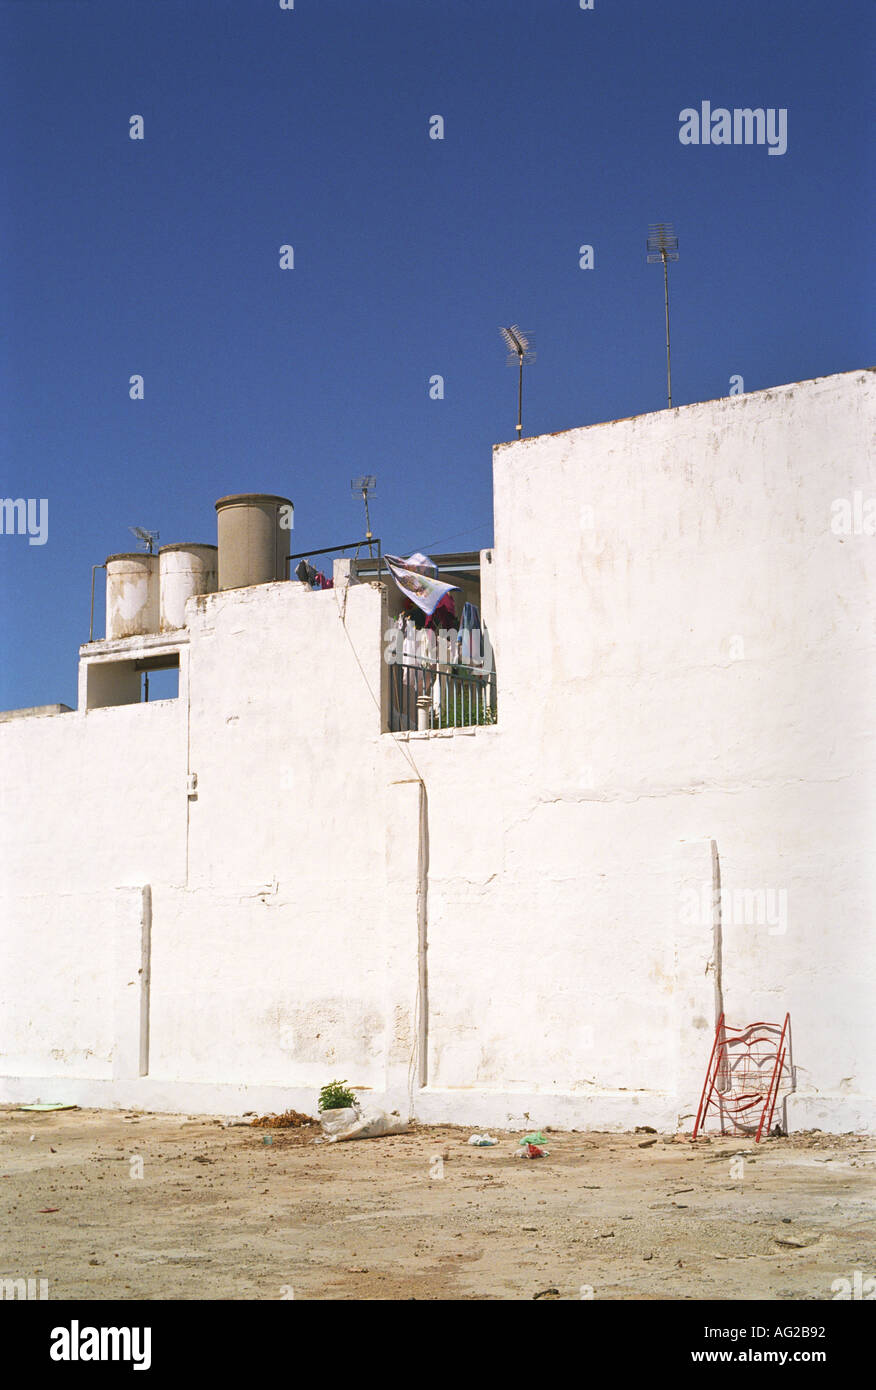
{"left": 499, "top": 325, "right": 536, "bottom": 440}
{"left": 128, "top": 526, "right": 159, "bottom": 700}
{"left": 646, "top": 222, "right": 679, "bottom": 408}
{"left": 351, "top": 476, "right": 377, "bottom": 558}
{"left": 129, "top": 525, "right": 160, "bottom": 554}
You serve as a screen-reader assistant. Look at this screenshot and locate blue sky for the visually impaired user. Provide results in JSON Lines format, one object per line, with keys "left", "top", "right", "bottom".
{"left": 1, "top": 0, "right": 872, "bottom": 710}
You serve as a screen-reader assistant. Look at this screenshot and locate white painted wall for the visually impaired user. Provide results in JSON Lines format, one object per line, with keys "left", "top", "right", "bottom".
{"left": 1, "top": 370, "right": 872, "bottom": 1131}
{"left": 0, "top": 701, "right": 185, "bottom": 1078}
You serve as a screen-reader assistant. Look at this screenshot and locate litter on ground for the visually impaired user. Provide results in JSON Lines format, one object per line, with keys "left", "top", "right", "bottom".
{"left": 518, "top": 1131, "right": 547, "bottom": 1146}
{"left": 19, "top": 1103, "right": 79, "bottom": 1112}
{"left": 250, "top": 1109, "right": 315, "bottom": 1129}
{"left": 320, "top": 1104, "right": 409, "bottom": 1143}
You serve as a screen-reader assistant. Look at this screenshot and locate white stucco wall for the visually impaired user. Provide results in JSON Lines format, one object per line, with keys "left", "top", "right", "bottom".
{"left": 484, "top": 369, "right": 875, "bottom": 1129}
{"left": 0, "top": 701, "right": 185, "bottom": 1078}
{"left": 1, "top": 369, "right": 872, "bottom": 1130}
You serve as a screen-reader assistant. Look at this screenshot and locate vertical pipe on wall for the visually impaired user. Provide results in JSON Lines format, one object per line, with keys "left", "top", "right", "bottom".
{"left": 416, "top": 781, "right": 429, "bottom": 1089}
{"left": 185, "top": 647, "right": 194, "bottom": 888}
{"left": 710, "top": 839, "right": 724, "bottom": 1025}
{"left": 89, "top": 564, "right": 106, "bottom": 641}
{"left": 139, "top": 885, "right": 152, "bottom": 1076}
{"left": 710, "top": 839, "right": 729, "bottom": 1097}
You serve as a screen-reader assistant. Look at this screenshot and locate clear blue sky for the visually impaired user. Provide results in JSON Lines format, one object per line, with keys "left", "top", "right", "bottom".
{"left": 1, "top": 0, "right": 872, "bottom": 710}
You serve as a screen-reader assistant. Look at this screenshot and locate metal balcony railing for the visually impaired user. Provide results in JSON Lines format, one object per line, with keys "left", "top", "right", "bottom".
{"left": 389, "top": 657, "right": 496, "bottom": 733}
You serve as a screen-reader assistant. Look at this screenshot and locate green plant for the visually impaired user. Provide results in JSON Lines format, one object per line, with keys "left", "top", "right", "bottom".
{"left": 318, "top": 1079, "right": 358, "bottom": 1112}
{"left": 433, "top": 698, "right": 497, "bottom": 729}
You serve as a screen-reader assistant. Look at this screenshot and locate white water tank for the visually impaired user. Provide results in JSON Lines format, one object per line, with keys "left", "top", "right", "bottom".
{"left": 105, "top": 553, "right": 159, "bottom": 640}
{"left": 215, "top": 493, "right": 292, "bottom": 590}
{"left": 159, "top": 543, "right": 218, "bottom": 631}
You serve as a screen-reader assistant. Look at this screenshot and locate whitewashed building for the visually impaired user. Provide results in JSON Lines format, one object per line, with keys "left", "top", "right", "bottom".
{"left": 1, "top": 368, "right": 873, "bottom": 1132}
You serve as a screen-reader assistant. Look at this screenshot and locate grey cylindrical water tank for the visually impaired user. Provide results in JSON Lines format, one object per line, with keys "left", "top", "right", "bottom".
{"left": 105, "top": 553, "right": 159, "bottom": 640}
{"left": 214, "top": 493, "right": 292, "bottom": 590}
{"left": 159, "top": 543, "right": 218, "bottom": 631}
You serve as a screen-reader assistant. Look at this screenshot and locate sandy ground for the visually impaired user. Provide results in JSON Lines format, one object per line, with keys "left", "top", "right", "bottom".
{"left": 1, "top": 1106, "right": 874, "bottom": 1301}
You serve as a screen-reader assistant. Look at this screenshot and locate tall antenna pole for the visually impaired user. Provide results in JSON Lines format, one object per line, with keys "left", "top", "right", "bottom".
{"left": 363, "top": 489, "right": 373, "bottom": 550}
{"left": 129, "top": 527, "right": 159, "bottom": 702}
{"left": 500, "top": 325, "right": 536, "bottom": 439}
{"left": 662, "top": 253, "right": 672, "bottom": 407}
{"left": 351, "top": 476, "right": 377, "bottom": 559}
{"left": 646, "top": 223, "right": 679, "bottom": 408}
{"left": 517, "top": 353, "right": 523, "bottom": 439}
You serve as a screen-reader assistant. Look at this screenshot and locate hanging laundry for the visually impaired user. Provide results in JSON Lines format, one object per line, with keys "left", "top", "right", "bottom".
{"left": 384, "top": 552, "right": 459, "bottom": 618}
{"left": 424, "top": 592, "right": 458, "bottom": 631}
{"left": 457, "top": 601, "right": 482, "bottom": 663}
{"left": 459, "top": 601, "right": 480, "bottom": 632}
{"left": 295, "top": 559, "right": 333, "bottom": 590}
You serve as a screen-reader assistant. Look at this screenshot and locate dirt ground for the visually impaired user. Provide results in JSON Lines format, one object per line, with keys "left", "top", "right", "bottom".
{"left": 1, "top": 1106, "right": 873, "bottom": 1300}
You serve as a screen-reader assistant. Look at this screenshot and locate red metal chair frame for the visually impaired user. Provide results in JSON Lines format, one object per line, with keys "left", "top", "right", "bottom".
{"left": 692, "top": 1012, "right": 792, "bottom": 1143}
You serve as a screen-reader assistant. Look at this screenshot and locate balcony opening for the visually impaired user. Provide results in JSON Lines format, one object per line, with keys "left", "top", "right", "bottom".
{"left": 85, "top": 652, "right": 180, "bottom": 709}
{"left": 359, "top": 551, "right": 497, "bottom": 734}
{"left": 139, "top": 662, "right": 179, "bottom": 702}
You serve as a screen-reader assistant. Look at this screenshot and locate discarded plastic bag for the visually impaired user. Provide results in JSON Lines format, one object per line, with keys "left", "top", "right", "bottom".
{"left": 318, "top": 1106, "right": 359, "bottom": 1138}
{"left": 468, "top": 1133, "right": 499, "bottom": 1146}
{"left": 320, "top": 1103, "right": 408, "bottom": 1143}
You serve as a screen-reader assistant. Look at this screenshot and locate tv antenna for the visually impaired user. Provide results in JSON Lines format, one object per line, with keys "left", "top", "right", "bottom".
{"left": 499, "top": 325, "right": 536, "bottom": 440}
{"left": 351, "top": 476, "right": 376, "bottom": 558}
{"left": 646, "top": 222, "right": 679, "bottom": 408}
{"left": 128, "top": 527, "right": 159, "bottom": 702}
{"left": 129, "top": 525, "right": 160, "bottom": 554}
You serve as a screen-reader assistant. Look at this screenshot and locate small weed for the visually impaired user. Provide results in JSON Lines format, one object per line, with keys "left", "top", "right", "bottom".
{"left": 319, "top": 1080, "right": 358, "bottom": 1112}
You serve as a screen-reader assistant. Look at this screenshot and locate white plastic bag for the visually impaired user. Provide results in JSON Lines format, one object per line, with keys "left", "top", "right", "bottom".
{"left": 320, "top": 1103, "right": 408, "bottom": 1142}
{"left": 318, "top": 1105, "right": 359, "bottom": 1139}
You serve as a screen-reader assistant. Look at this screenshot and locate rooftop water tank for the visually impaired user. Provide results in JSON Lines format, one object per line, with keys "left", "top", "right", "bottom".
{"left": 159, "top": 544, "right": 218, "bottom": 631}
{"left": 214, "top": 493, "right": 292, "bottom": 590}
{"left": 105, "top": 553, "right": 159, "bottom": 640}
